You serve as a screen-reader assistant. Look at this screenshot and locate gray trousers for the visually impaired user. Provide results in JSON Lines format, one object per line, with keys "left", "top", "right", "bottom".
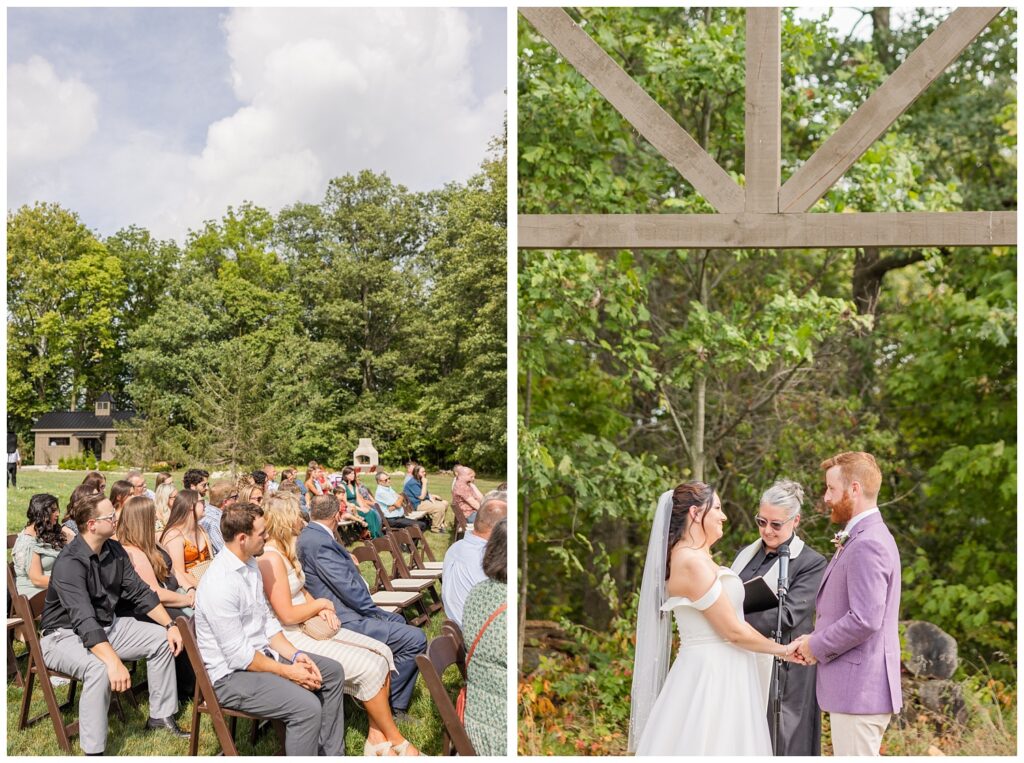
{"left": 41, "top": 617, "right": 178, "bottom": 754}
{"left": 213, "top": 652, "right": 345, "bottom": 756}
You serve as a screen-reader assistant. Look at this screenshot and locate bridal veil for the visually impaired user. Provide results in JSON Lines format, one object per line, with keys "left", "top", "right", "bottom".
{"left": 627, "top": 489, "right": 673, "bottom": 752}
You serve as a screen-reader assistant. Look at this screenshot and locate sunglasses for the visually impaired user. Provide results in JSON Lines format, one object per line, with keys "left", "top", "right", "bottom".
{"left": 93, "top": 512, "right": 117, "bottom": 525}
{"left": 754, "top": 515, "right": 796, "bottom": 532}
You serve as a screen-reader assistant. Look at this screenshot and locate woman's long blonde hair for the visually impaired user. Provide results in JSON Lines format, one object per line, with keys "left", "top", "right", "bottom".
{"left": 118, "top": 496, "right": 169, "bottom": 582}
{"left": 153, "top": 482, "right": 177, "bottom": 525}
{"left": 262, "top": 492, "right": 304, "bottom": 578}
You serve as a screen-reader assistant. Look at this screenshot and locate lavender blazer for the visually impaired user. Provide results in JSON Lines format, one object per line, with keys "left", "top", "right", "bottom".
{"left": 808, "top": 512, "right": 903, "bottom": 714}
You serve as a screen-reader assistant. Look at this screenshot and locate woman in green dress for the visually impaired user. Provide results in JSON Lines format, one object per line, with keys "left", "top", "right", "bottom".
{"left": 462, "top": 518, "right": 508, "bottom": 755}
{"left": 342, "top": 466, "right": 383, "bottom": 538}
{"left": 12, "top": 493, "right": 66, "bottom": 597}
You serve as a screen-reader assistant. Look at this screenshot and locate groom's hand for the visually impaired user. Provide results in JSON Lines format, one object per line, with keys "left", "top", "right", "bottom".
{"left": 793, "top": 635, "right": 818, "bottom": 665}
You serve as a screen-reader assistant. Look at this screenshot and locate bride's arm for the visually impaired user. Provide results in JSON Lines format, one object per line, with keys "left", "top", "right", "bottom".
{"left": 668, "top": 552, "right": 791, "bottom": 657}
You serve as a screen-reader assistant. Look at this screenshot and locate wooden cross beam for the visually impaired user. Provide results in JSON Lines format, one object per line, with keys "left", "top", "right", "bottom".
{"left": 518, "top": 7, "right": 1016, "bottom": 250}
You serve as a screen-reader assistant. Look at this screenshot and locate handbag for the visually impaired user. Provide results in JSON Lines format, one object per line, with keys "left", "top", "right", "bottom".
{"left": 301, "top": 612, "right": 342, "bottom": 641}
{"left": 455, "top": 601, "right": 507, "bottom": 722}
{"left": 189, "top": 558, "right": 213, "bottom": 582}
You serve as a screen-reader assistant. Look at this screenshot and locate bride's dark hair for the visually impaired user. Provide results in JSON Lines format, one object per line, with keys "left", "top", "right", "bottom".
{"left": 665, "top": 481, "right": 716, "bottom": 579}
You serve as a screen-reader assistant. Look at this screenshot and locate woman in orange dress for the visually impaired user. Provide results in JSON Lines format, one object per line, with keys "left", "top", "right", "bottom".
{"left": 159, "top": 488, "right": 211, "bottom": 593}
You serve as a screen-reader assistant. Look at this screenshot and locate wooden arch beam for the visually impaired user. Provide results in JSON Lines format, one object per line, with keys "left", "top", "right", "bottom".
{"left": 520, "top": 7, "right": 746, "bottom": 213}
{"left": 779, "top": 7, "right": 1004, "bottom": 213}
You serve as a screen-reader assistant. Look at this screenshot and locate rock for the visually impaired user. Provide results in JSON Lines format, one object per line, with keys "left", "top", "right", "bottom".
{"left": 902, "top": 620, "right": 958, "bottom": 679}
{"left": 916, "top": 679, "right": 968, "bottom": 725}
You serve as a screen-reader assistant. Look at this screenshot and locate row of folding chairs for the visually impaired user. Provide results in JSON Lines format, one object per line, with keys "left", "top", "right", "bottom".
{"left": 352, "top": 528, "right": 444, "bottom": 627}
{"left": 416, "top": 619, "right": 477, "bottom": 756}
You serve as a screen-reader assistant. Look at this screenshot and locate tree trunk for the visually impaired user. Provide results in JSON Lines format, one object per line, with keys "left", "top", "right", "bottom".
{"left": 871, "top": 8, "right": 895, "bottom": 73}
{"left": 518, "top": 367, "right": 531, "bottom": 671}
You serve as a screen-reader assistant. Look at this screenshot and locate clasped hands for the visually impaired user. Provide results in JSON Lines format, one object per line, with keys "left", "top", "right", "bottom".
{"left": 780, "top": 634, "right": 817, "bottom": 665}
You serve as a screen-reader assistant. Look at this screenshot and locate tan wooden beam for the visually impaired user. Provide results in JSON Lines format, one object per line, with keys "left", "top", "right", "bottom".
{"left": 745, "top": 8, "right": 781, "bottom": 213}
{"left": 518, "top": 212, "right": 1017, "bottom": 249}
{"left": 520, "top": 7, "right": 745, "bottom": 213}
{"left": 779, "top": 7, "right": 1004, "bottom": 213}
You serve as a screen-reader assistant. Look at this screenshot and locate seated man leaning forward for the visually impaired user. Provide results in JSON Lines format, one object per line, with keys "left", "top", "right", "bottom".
{"left": 441, "top": 490, "right": 508, "bottom": 626}
{"left": 298, "top": 494, "right": 427, "bottom": 718}
{"left": 195, "top": 503, "right": 346, "bottom": 756}
{"left": 451, "top": 465, "right": 485, "bottom": 525}
{"left": 39, "top": 491, "right": 188, "bottom": 755}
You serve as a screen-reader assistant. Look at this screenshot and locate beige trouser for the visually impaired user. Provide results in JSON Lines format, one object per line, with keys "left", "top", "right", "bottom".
{"left": 418, "top": 498, "right": 448, "bottom": 531}
{"left": 830, "top": 712, "right": 891, "bottom": 756}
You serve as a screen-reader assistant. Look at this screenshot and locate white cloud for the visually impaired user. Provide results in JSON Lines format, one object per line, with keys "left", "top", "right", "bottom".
{"left": 8, "top": 8, "right": 505, "bottom": 241}
{"left": 8, "top": 55, "right": 98, "bottom": 165}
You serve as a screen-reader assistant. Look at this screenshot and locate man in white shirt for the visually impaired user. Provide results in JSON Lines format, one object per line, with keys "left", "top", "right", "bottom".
{"left": 441, "top": 490, "right": 507, "bottom": 626}
{"left": 195, "top": 503, "right": 346, "bottom": 755}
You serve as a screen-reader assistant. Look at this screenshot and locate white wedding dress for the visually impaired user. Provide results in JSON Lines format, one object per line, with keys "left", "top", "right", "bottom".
{"left": 634, "top": 566, "right": 773, "bottom": 756}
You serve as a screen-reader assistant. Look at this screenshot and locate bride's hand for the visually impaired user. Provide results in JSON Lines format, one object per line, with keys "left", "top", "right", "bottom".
{"left": 780, "top": 642, "right": 802, "bottom": 663}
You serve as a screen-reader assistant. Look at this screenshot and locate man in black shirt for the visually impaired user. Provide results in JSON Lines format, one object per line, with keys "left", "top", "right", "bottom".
{"left": 40, "top": 492, "right": 188, "bottom": 754}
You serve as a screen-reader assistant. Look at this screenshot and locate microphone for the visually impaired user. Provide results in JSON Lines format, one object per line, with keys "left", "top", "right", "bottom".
{"left": 777, "top": 545, "right": 790, "bottom": 597}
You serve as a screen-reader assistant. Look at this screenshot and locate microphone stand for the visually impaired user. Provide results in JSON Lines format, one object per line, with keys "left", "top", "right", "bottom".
{"left": 770, "top": 548, "right": 790, "bottom": 756}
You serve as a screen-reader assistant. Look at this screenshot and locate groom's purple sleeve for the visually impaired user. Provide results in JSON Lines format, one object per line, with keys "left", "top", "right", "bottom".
{"left": 808, "top": 540, "right": 892, "bottom": 662}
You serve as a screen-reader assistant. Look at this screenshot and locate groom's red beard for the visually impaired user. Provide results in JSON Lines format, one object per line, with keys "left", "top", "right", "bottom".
{"left": 826, "top": 489, "right": 855, "bottom": 524}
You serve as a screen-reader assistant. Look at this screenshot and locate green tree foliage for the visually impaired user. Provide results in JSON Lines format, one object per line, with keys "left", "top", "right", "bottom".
{"left": 10, "top": 143, "right": 506, "bottom": 476}
{"left": 518, "top": 6, "right": 1016, "bottom": 693}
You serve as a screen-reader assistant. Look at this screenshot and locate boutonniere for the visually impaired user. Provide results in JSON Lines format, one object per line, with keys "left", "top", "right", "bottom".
{"left": 832, "top": 530, "right": 850, "bottom": 550}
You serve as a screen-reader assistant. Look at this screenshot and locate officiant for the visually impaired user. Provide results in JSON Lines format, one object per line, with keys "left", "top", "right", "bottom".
{"left": 731, "top": 479, "right": 827, "bottom": 756}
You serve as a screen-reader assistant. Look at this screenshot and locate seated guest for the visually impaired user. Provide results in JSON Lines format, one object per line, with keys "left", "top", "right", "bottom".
{"left": 342, "top": 466, "right": 383, "bottom": 539}
{"left": 12, "top": 493, "right": 66, "bottom": 597}
{"left": 298, "top": 494, "right": 426, "bottom": 718}
{"left": 199, "top": 481, "right": 237, "bottom": 555}
{"left": 40, "top": 491, "right": 187, "bottom": 754}
{"left": 441, "top": 490, "right": 508, "bottom": 626}
{"left": 153, "top": 482, "right": 178, "bottom": 533}
{"left": 81, "top": 470, "right": 107, "bottom": 495}
{"left": 462, "top": 518, "right": 508, "bottom": 756}
{"left": 108, "top": 480, "right": 133, "bottom": 528}
{"left": 374, "top": 473, "right": 423, "bottom": 531}
{"left": 332, "top": 486, "right": 370, "bottom": 531}
{"left": 402, "top": 465, "right": 449, "bottom": 534}
{"left": 237, "top": 480, "right": 264, "bottom": 507}
{"left": 152, "top": 472, "right": 173, "bottom": 500}
{"left": 159, "top": 489, "right": 212, "bottom": 592}
{"left": 182, "top": 469, "right": 210, "bottom": 503}
{"left": 451, "top": 465, "right": 484, "bottom": 524}
{"left": 118, "top": 495, "right": 197, "bottom": 699}
{"left": 61, "top": 483, "right": 103, "bottom": 541}
{"left": 259, "top": 493, "right": 419, "bottom": 756}
{"left": 305, "top": 462, "right": 330, "bottom": 499}
{"left": 251, "top": 470, "right": 268, "bottom": 490}
{"left": 263, "top": 464, "right": 279, "bottom": 493}
{"left": 195, "top": 503, "right": 346, "bottom": 756}
{"left": 126, "top": 470, "right": 149, "bottom": 499}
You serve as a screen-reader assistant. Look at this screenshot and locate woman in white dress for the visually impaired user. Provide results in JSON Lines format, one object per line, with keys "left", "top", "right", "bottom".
{"left": 630, "top": 482, "right": 799, "bottom": 755}
{"left": 258, "top": 491, "right": 420, "bottom": 756}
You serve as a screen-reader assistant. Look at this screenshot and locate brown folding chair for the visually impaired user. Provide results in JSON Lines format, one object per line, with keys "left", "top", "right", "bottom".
{"left": 415, "top": 634, "right": 476, "bottom": 755}
{"left": 440, "top": 620, "right": 467, "bottom": 680}
{"left": 451, "top": 507, "right": 468, "bottom": 543}
{"left": 349, "top": 545, "right": 424, "bottom": 617}
{"left": 390, "top": 529, "right": 442, "bottom": 581}
{"left": 369, "top": 537, "right": 440, "bottom": 619}
{"left": 13, "top": 591, "right": 137, "bottom": 751}
{"left": 405, "top": 524, "right": 443, "bottom": 568}
{"left": 176, "top": 616, "right": 285, "bottom": 756}
{"left": 7, "top": 557, "right": 25, "bottom": 687}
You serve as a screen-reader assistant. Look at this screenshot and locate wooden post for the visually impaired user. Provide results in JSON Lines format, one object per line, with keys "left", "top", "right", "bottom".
{"left": 745, "top": 8, "right": 781, "bottom": 213}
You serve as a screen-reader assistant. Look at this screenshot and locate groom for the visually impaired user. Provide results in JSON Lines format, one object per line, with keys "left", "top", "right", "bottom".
{"left": 793, "top": 452, "right": 902, "bottom": 756}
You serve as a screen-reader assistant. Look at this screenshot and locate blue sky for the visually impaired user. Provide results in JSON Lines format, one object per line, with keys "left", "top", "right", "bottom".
{"left": 8, "top": 7, "right": 507, "bottom": 240}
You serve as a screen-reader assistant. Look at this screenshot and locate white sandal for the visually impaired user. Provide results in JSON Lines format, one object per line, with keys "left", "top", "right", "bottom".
{"left": 363, "top": 740, "right": 392, "bottom": 756}
{"left": 391, "top": 740, "right": 419, "bottom": 756}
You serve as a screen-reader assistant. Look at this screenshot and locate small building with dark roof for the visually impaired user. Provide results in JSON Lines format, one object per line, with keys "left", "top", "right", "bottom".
{"left": 31, "top": 393, "right": 135, "bottom": 465}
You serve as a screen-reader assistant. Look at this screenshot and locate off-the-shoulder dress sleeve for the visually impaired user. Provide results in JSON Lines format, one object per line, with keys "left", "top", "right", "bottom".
{"left": 660, "top": 576, "right": 723, "bottom": 612}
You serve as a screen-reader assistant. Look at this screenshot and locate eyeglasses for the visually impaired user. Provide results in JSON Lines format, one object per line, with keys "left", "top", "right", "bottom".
{"left": 754, "top": 515, "right": 796, "bottom": 532}
{"left": 93, "top": 512, "right": 117, "bottom": 526}
{"left": 228, "top": 493, "right": 239, "bottom": 501}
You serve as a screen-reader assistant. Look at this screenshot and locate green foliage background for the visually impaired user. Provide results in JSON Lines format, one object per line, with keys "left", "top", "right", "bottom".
{"left": 8, "top": 138, "right": 507, "bottom": 474}
{"left": 518, "top": 7, "right": 1016, "bottom": 752}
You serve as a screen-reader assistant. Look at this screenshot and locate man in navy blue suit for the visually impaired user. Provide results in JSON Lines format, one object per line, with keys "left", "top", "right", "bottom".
{"left": 297, "top": 493, "right": 426, "bottom": 715}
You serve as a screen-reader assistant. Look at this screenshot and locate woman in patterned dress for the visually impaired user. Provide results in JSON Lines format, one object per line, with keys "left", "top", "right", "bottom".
{"left": 258, "top": 492, "right": 420, "bottom": 756}
{"left": 462, "top": 518, "right": 508, "bottom": 755}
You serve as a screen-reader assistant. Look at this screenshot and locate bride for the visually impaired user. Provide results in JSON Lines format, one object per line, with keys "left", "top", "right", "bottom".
{"left": 629, "top": 482, "right": 799, "bottom": 755}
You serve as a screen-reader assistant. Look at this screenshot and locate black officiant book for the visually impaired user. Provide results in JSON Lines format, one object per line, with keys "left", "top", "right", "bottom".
{"left": 742, "top": 576, "right": 779, "bottom": 614}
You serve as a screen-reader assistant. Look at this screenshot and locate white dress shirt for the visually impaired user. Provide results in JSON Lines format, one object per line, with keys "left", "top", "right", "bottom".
{"left": 195, "top": 546, "right": 283, "bottom": 684}
{"left": 844, "top": 506, "right": 880, "bottom": 535}
{"left": 441, "top": 532, "right": 488, "bottom": 626}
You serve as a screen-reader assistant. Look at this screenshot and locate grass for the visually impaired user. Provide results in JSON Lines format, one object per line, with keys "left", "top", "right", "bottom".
{"left": 7, "top": 467, "right": 504, "bottom": 755}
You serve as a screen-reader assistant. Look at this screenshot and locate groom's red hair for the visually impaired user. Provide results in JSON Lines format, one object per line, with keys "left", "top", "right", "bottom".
{"left": 820, "top": 451, "right": 881, "bottom": 499}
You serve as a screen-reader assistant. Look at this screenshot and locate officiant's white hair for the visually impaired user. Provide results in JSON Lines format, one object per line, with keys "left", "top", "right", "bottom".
{"left": 760, "top": 479, "right": 805, "bottom": 518}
